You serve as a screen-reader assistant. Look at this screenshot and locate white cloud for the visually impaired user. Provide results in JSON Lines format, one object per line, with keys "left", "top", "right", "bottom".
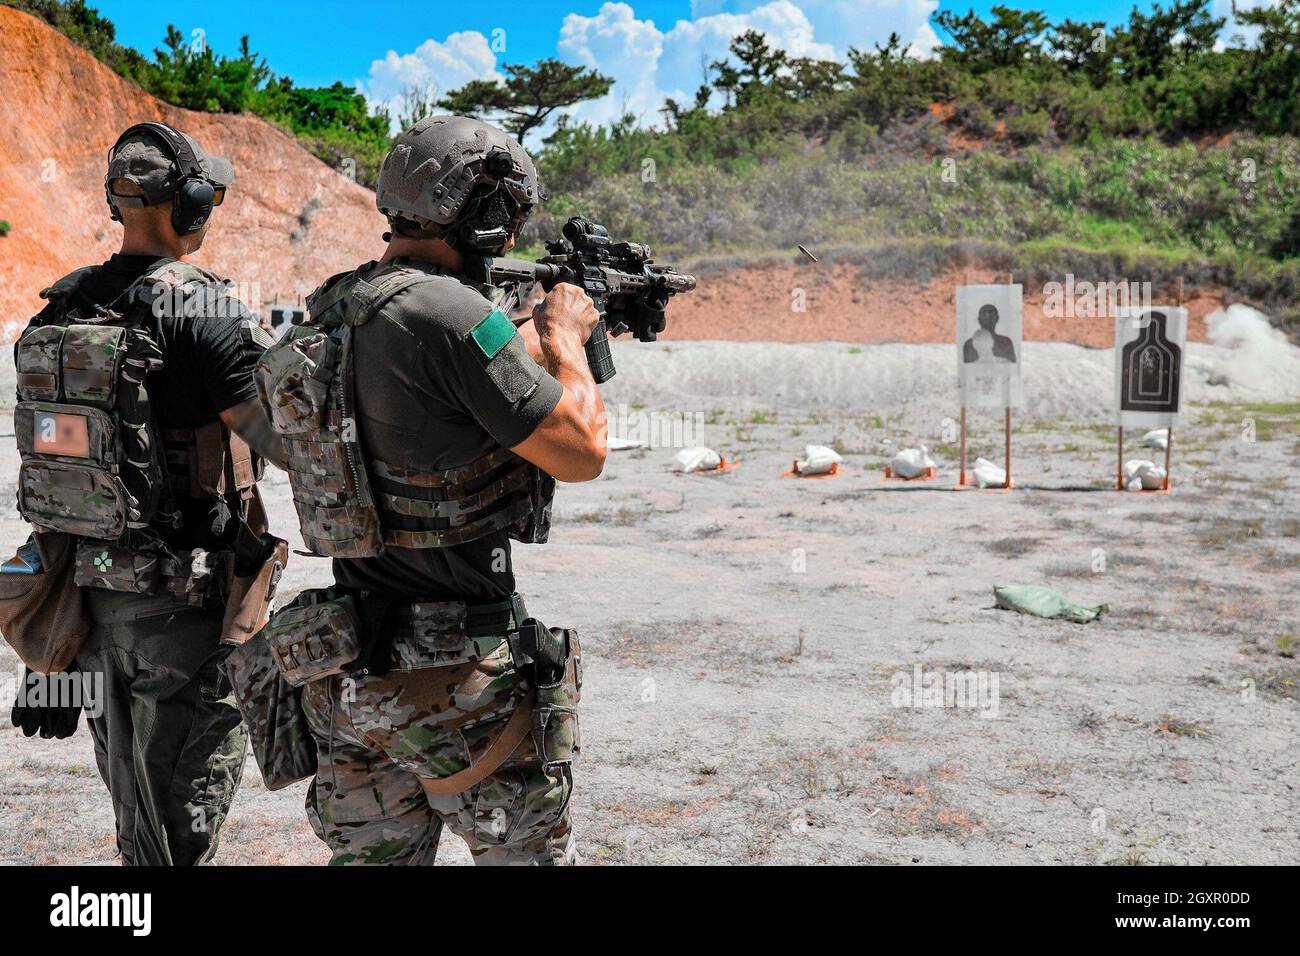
{"left": 907, "top": 20, "right": 942, "bottom": 59}
{"left": 359, "top": 0, "right": 942, "bottom": 139}
{"left": 360, "top": 31, "right": 502, "bottom": 124}
{"left": 557, "top": 2, "right": 665, "bottom": 125}
{"left": 699, "top": 0, "right": 941, "bottom": 59}
{"left": 558, "top": 0, "right": 839, "bottom": 128}
{"left": 1213, "top": 0, "right": 1279, "bottom": 47}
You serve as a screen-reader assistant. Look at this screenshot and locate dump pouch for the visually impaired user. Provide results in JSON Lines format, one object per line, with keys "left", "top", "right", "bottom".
{"left": 262, "top": 588, "right": 363, "bottom": 687}
{"left": 225, "top": 630, "right": 318, "bottom": 790}
{"left": 0, "top": 531, "right": 91, "bottom": 673}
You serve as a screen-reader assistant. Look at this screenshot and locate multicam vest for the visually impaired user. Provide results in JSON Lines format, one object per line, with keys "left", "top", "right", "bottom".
{"left": 15, "top": 260, "right": 260, "bottom": 595}
{"left": 254, "top": 260, "right": 554, "bottom": 558}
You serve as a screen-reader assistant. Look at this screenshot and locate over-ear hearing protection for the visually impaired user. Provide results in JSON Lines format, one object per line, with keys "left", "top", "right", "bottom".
{"left": 105, "top": 122, "right": 219, "bottom": 236}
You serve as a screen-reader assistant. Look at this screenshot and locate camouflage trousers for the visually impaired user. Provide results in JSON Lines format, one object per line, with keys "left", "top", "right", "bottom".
{"left": 77, "top": 589, "right": 248, "bottom": 866}
{"left": 301, "top": 637, "right": 577, "bottom": 866}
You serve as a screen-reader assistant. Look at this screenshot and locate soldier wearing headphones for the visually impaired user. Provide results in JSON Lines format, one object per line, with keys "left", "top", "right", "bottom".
{"left": 9, "top": 122, "right": 285, "bottom": 865}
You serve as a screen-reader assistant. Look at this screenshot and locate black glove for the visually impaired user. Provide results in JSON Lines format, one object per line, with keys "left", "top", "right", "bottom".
{"left": 10, "top": 667, "right": 82, "bottom": 740}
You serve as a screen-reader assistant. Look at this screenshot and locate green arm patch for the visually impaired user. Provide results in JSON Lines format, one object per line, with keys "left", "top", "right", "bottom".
{"left": 469, "top": 308, "right": 517, "bottom": 360}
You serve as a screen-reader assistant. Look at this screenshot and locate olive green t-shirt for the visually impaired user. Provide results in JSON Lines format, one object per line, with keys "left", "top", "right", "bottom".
{"left": 331, "top": 263, "right": 563, "bottom": 601}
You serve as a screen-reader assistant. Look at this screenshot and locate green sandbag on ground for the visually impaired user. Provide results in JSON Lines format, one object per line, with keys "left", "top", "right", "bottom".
{"left": 993, "top": 585, "right": 1107, "bottom": 624}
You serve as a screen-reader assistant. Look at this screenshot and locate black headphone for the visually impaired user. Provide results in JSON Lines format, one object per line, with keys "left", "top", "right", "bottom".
{"left": 105, "top": 122, "right": 217, "bottom": 236}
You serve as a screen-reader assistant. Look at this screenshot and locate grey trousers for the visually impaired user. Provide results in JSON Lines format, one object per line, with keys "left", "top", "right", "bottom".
{"left": 76, "top": 590, "right": 248, "bottom": 866}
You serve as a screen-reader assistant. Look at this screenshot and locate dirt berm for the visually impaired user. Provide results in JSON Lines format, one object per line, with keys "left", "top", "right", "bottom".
{"left": 0, "top": 6, "right": 386, "bottom": 338}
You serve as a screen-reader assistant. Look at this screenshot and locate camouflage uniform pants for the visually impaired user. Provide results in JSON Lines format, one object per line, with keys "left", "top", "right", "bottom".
{"left": 77, "top": 589, "right": 248, "bottom": 866}
{"left": 301, "top": 638, "right": 576, "bottom": 866}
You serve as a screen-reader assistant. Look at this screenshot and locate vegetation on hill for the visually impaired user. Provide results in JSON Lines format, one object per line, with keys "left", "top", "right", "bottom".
{"left": 7, "top": 0, "right": 1300, "bottom": 326}
{"left": 521, "top": 2, "right": 1300, "bottom": 328}
{"left": 3, "top": 0, "right": 393, "bottom": 181}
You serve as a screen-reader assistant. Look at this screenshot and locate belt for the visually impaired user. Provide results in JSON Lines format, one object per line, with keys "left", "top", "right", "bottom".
{"left": 78, "top": 545, "right": 230, "bottom": 607}
{"left": 390, "top": 593, "right": 525, "bottom": 636}
{"left": 159, "top": 549, "right": 232, "bottom": 607}
{"left": 383, "top": 593, "right": 527, "bottom": 670}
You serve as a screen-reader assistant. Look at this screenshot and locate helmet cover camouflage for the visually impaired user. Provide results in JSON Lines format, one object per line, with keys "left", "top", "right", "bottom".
{"left": 375, "top": 115, "right": 542, "bottom": 243}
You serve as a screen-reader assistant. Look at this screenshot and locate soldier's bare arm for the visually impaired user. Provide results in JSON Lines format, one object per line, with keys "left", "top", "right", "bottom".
{"left": 220, "top": 396, "right": 288, "bottom": 471}
{"left": 516, "top": 315, "right": 545, "bottom": 364}
{"left": 511, "top": 283, "right": 607, "bottom": 482}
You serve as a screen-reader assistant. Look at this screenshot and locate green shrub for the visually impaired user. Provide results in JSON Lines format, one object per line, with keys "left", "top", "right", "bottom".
{"left": 1005, "top": 109, "right": 1052, "bottom": 146}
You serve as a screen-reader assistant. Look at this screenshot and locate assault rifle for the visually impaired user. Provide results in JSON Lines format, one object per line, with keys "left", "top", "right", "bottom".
{"left": 482, "top": 217, "right": 697, "bottom": 383}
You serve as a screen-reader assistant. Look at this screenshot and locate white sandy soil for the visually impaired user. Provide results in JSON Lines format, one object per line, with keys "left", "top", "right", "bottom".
{"left": 1, "top": 310, "right": 1297, "bottom": 865}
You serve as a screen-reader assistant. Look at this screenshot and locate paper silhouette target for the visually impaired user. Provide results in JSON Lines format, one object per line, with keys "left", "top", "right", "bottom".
{"left": 1114, "top": 307, "right": 1187, "bottom": 427}
{"left": 957, "top": 284, "right": 1022, "bottom": 409}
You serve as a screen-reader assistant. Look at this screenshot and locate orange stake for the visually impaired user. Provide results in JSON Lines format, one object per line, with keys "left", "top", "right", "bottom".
{"left": 1117, "top": 426, "right": 1125, "bottom": 491}
{"left": 959, "top": 406, "right": 968, "bottom": 486}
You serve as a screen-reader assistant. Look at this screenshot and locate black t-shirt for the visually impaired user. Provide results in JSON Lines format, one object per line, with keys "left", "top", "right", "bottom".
{"left": 26, "top": 254, "right": 265, "bottom": 549}
{"left": 332, "top": 264, "right": 563, "bottom": 603}
{"left": 75, "top": 254, "right": 262, "bottom": 424}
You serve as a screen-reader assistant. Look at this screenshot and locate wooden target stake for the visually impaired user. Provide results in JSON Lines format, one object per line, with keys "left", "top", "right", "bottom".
{"left": 1116, "top": 425, "right": 1125, "bottom": 491}
{"left": 958, "top": 271, "right": 969, "bottom": 486}
{"left": 1004, "top": 408, "right": 1013, "bottom": 489}
{"left": 1163, "top": 427, "right": 1174, "bottom": 491}
{"left": 1004, "top": 271, "right": 1014, "bottom": 489}
{"left": 1164, "top": 277, "right": 1185, "bottom": 491}
{"left": 959, "top": 405, "right": 968, "bottom": 485}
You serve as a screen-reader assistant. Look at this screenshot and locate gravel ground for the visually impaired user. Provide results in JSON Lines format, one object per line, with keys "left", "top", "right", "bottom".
{"left": 1, "top": 332, "right": 1297, "bottom": 865}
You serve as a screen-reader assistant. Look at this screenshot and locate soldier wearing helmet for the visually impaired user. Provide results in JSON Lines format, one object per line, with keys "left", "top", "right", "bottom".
{"left": 272, "top": 116, "right": 604, "bottom": 865}
{"left": 376, "top": 114, "right": 543, "bottom": 254}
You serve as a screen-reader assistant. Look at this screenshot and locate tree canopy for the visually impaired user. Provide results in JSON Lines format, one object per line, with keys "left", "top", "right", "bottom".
{"left": 436, "top": 59, "right": 613, "bottom": 140}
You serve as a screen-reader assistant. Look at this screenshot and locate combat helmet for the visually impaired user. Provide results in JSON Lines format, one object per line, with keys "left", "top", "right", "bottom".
{"left": 375, "top": 115, "right": 543, "bottom": 255}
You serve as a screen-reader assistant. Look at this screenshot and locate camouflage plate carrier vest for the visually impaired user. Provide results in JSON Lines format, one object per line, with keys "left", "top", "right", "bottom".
{"left": 255, "top": 260, "right": 554, "bottom": 558}
{"left": 15, "top": 260, "right": 260, "bottom": 596}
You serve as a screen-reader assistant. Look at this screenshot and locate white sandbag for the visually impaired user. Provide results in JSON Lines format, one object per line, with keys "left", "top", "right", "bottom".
{"left": 890, "top": 444, "right": 935, "bottom": 479}
{"left": 606, "top": 435, "right": 643, "bottom": 451}
{"left": 972, "top": 457, "right": 1006, "bottom": 488}
{"left": 1141, "top": 428, "right": 1168, "bottom": 451}
{"left": 1124, "top": 458, "right": 1167, "bottom": 490}
{"left": 795, "top": 444, "right": 842, "bottom": 476}
{"left": 673, "top": 446, "right": 722, "bottom": 472}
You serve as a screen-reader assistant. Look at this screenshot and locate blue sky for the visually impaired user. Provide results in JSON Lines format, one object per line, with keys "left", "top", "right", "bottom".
{"left": 101, "top": 0, "right": 667, "bottom": 88}
{"left": 99, "top": 0, "right": 1159, "bottom": 87}
{"left": 93, "top": 0, "right": 1247, "bottom": 131}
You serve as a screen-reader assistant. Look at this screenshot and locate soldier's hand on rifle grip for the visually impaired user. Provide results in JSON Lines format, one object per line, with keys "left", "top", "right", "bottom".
{"left": 531, "top": 283, "right": 601, "bottom": 358}
{"left": 513, "top": 283, "right": 607, "bottom": 483}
